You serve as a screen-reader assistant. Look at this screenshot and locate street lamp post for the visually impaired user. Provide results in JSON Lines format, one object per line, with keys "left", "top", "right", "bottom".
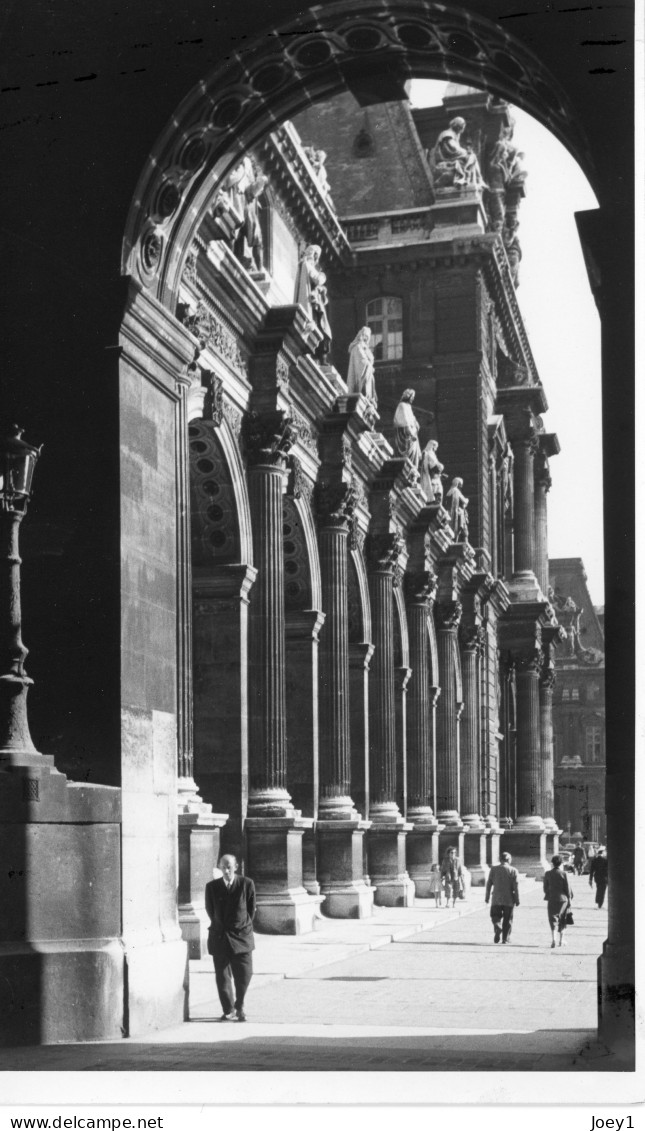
{"left": 0, "top": 424, "right": 43, "bottom": 766}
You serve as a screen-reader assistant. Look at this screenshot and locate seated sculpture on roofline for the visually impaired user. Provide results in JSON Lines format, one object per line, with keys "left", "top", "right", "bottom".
{"left": 428, "top": 117, "right": 485, "bottom": 192}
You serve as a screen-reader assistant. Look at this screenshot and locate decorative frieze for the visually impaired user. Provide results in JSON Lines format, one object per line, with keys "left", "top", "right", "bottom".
{"left": 180, "top": 299, "right": 248, "bottom": 381}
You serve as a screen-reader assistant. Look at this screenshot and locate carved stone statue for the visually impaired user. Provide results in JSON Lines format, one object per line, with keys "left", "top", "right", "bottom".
{"left": 304, "top": 146, "right": 332, "bottom": 200}
{"left": 446, "top": 477, "right": 469, "bottom": 542}
{"left": 393, "top": 389, "right": 421, "bottom": 469}
{"left": 508, "top": 150, "right": 528, "bottom": 187}
{"left": 296, "top": 244, "right": 332, "bottom": 363}
{"left": 428, "top": 117, "right": 484, "bottom": 190}
{"left": 346, "top": 326, "right": 376, "bottom": 403}
{"left": 419, "top": 439, "right": 445, "bottom": 502}
{"left": 214, "top": 156, "right": 267, "bottom": 271}
{"left": 488, "top": 122, "right": 516, "bottom": 189}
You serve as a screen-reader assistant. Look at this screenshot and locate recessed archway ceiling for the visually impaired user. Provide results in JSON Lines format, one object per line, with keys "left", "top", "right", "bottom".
{"left": 123, "top": 0, "right": 593, "bottom": 304}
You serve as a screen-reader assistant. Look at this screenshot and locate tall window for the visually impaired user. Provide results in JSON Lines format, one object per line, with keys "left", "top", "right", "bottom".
{"left": 366, "top": 297, "right": 403, "bottom": 360}
{"left": 585, "top": 725, "right": 602, "bottom": 763}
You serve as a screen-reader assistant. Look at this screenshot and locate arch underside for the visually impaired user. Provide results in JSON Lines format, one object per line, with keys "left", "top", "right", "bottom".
{"left": 122, "top": 0, "right": 592, "bottom": 304}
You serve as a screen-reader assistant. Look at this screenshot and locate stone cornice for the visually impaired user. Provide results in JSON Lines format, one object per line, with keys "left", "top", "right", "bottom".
{"left": 496, "top": 386, "right": 549, "bottom": 430}
{"left": 258, "top": 124, "right": 351, "bottom": 265}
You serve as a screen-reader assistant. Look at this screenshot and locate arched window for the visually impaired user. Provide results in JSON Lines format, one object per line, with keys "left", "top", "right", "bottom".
{"left": 366, "top": 297, "right": 403, "bottom": 361}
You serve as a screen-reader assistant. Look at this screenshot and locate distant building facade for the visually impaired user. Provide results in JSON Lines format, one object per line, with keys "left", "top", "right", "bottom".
{"left": 549, "top": 558, "right": 606, "bottom": 843}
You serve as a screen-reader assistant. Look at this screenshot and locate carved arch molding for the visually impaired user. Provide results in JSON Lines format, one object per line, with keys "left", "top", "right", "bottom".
{"left": 122, "top": 0, "right": 592, "bottom": 303}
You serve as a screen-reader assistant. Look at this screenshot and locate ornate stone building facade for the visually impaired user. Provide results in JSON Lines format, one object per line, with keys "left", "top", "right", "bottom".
{"left": 1, "top": 0, "right": 631, "bottom": 1057}
{"left": 549, "top": 558, "right": 606, "bottom": 844}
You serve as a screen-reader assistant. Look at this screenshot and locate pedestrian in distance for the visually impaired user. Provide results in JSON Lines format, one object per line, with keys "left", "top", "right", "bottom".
{"left": 205, "top": 853, "right": 256, "bottom": 1022}
{"left": 428, "top": 863, "right": 443, "bottom": 907}
{"left": 441, "top": 846, "right": 465, "bottom": 907}
{"left": 573, "top": 843, "right": 586, "bottom": 875}
{"left": 589, "top": 846, "right": 608, "bottom": 908}
{"left": 485, "top": 851, "right": 520, "bottom": 944}
{"left": 543, "top": 854, "right": 574, "bottom": 948}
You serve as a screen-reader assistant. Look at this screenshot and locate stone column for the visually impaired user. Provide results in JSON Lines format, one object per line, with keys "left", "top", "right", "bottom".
{"left": 505, "top": 646, "right": 547, "bottom": 876}
{"left": 459, "top": 623, "right": 489, "bottom": 885}
{"left": 405, "top": 573, "right": 440, "bottom": 896}
{"left": 316, "top": 483, "right": 373, "bottom": 918}
{"left": 513, "top": 438, "right": 538, "bottom": 575}
{"left": 350, "top": 642, "right": 373, "bottom": 823}
{"left": 243, "top": 410, "right": 321, "bottom": 933}
{"left": 366, "top": 533, "right": 414, "bottom": 907}
{"left": 539, "top": 637, "right": 561, "bottom": 856}
{"left": 435, "top": 598, "right": 464, "bottom": 831}
{"left": 395, "top": 665, "right": 411, "bottom": 818}
{"left": 534, "top": 451, "right": 550, "bottom": 598}
{"left": 285, "top": 609, "right": 325, "bottom": 897}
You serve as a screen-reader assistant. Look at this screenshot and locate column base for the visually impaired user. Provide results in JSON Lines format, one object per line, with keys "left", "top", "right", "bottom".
{"left": 406, "top": 824, "right": 441, "bottom": 896}
{"left": 486, "top": 830, "right": 501, "bottom": 867}
{"left": 178, "top": 808, "right": 228, "bottom": 960}
{"left": 367, "top": 821, "right": 415, "bottom": 907}
{"left": 598, "top": 941, "right": 635, "bottom": 1067}
{"left": 245, "top": 815, "right": 323, "bottom": 935}
{"left": 545, "top": 828, "right": 561, "bottom": 861}
{"left": 254, "top": 890, "right": 325, "bottom": 935}
{"left": 463, "top": 829, "right": 490, "bottom": 886}
{"left": 437, "top": 809, "right": 464, "bottom": 830}
{"left": 438, "top": 828, "right": 465, "bottom": 861}
{"left": 317, "top": 819, "right": 374, "bottom": 919}
{"left": 0, "top": 940, "right": 125, "bottom": 1046}
{"left": 502, "top": 829, "right": 548, "bottom": 877}
{"left": 124, "top": 935, "right": 189, "bottom": 1037}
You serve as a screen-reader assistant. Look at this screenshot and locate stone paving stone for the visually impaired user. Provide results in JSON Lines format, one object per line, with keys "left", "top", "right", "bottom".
{"left": 0, "top": 874, "right": 610, "bottom": 1072}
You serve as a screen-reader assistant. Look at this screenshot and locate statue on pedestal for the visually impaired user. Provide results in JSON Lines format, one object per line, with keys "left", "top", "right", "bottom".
{"left": 419, "top": 439, "right": 446, "bottom": 502}
{"left": 446, "top": 477, "right": 469, "bottom": 542}
{"left": 393, "top": 389, "right": 421, "bottom": 469}
{"left": 296, "top": 244, "right": 332, "bottom": 363}
{"left": 214, "top": 156, "right": 268, "bottom": 271}
{"left": 428, "top": 117, "right": 484, "bottom": 190}
{"left": 347, "top": 326, "right": 376, "bottom": 403}
{"left": 304, "top": 146, "right": 332, "bottom": 201}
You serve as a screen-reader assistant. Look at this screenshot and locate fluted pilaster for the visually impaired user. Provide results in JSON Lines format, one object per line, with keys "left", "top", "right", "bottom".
{"left": 515, "top": 649, "right": 545, "bottom": 828}
{"left": 539, "top": 646, "right": 556, "bottom": 823}
{"left": 245, "top": 410, "right": 296, "bottom": 816}
{"left": 459, "top": 625, "right": 484, "bottom": 827}
{"left": 368, "top": 535, "right": 403, "bottom": 821}
{"left": 317, "top": 483, "right": 356, "bottom": 818}
{"left": 405, "top": 573, "right": 437, "bottom": 824}
{"left": 513, "top": 438, "right": 538, "bottom": 574}
{"left": 435, "top": 600, "right": 462, "bottom": 825}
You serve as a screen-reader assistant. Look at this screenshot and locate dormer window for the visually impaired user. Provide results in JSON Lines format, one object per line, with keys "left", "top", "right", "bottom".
{"left": 366, "top": 297, "right": 403, "bottom": 361}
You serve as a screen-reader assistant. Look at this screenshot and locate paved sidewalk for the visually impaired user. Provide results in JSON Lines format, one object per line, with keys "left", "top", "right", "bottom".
{"left": 0, "top": 873, "right": 615, "bottom": 1073}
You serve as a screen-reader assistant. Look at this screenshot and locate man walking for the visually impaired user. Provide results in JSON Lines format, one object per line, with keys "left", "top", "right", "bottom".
{"left": 485, "top": 851, "right": 520, "bottom": 944}
{"left": 589, "top": 847, "right": 608, "bottom": 908}
{"left": 205, "top": 854, "right": 256, "bottom": 1022}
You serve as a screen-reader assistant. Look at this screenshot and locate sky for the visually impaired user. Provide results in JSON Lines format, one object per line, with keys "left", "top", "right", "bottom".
{"left": 410, "top": 81, "right": 604, "bottom": 605}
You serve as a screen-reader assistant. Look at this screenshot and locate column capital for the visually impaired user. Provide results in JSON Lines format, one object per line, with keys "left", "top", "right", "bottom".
{"left": 315, "top": 479, "right": 356, "bottom": 531}
{"left": 404, "top": 568, "right": 437, "bottom": 606}
{"left": 513, "top": 646, "right": 544, "bottom": 677}
{"left": 435, "top": 599, "right": 462, "bottom": 631}
{"left": 367, "top": 530, "right": 406, "bottom": 575}
{"left": 459, "top": 622, "right": 485, "bottom": 653}
{"left": 243, "top": 408, "right": 296, "bottom": 470}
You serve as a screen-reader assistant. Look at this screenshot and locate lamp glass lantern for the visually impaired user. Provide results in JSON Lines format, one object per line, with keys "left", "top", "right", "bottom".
{"left": 0, "top": 425, "right": 42, "bottom": 512}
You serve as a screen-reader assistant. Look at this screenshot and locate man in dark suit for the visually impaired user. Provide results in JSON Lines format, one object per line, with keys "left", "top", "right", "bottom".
{"left": 485, "top": 851, "right": 520, "bottom": 944}
{"left": 205, "top": 854, "right": 256, "bottom": 1022}
{"left": 589, "top": 848, "right": 608, "bottom": 909}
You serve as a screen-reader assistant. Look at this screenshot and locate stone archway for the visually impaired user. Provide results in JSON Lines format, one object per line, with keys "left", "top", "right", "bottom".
{"left": 121, "top": 0, "right": 593, "bottom": 309}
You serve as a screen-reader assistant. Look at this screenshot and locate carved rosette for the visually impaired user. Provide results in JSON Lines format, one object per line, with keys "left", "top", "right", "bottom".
{"left": 243, "top": 409, "right": 296, "bottom": 469}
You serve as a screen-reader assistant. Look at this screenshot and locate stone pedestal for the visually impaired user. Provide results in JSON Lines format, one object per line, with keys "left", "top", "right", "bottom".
{"left": 438, "top": 828, "right": 465, "bottom": 862}
{"left": 484, "top": 817, "right": 502, "bottom": 867}
{"left": 503, "top": 828, "right": 548, "bottom": 877}
{"left": 406, "top": 821, "right": 441, "bottom": 897}
{"left": 463, "top": 829, "right": 490, "bottom": 886}
{"left": 544, "top": 825, "right": 561, "bottom": 861}
{"left": 367, "top": 821, "right": 415, "bottom": 906}
{"left": 317, "top": 819, "right": 374, "bottom": 918}
{"left": 178, "top": 801, "right": 228, "bottom": 958}
{"left": 245, "top": 816, "right": 323, "bottom": 934}
{"left": 0, "top": 761, "right": 124, "bottom": 1045}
